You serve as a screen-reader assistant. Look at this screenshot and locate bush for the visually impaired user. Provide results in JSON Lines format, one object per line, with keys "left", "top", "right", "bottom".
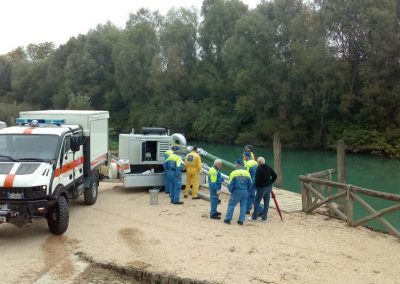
{"left": 0, "top": 100, "right": 38, "bottom": 126}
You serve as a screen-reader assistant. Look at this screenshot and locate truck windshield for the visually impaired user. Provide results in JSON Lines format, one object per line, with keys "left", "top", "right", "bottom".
{"left": 0, "top": 134, "right": 61, "bottom": 161}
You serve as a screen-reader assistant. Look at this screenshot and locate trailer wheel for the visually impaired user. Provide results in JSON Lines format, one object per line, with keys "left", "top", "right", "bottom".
{"left": 84, "top": 174, "right": 98, "bottom": 205}
{"left": 47, "top": 195, "right": 69, "bottom": 235}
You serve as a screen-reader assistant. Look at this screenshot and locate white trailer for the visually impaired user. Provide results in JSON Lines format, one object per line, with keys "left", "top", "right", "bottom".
{"left": 0, "top": 110, "right": 109, "bottom": 235}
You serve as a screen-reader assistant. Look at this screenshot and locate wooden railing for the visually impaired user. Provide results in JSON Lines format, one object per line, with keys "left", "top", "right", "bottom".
{"left": 300, "top": 170, "right": 400, "bottom": 238}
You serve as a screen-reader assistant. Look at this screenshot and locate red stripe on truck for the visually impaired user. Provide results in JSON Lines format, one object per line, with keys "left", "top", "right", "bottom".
{"left": 3, "top": 174, "right": 16, "bottom": 187}
{"left": 54, "top": 157, "right": 84, "bottom": 177}
{"left": 23, "top": 128, "right": 34, "bottom": 134}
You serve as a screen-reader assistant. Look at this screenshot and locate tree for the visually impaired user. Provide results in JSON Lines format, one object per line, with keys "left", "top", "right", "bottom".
{"left": 199, "top": 0, "right": 248, "bottom": 67}
{"left": 26, "top": 42, "right": 55, "bottom": 61}
{"left": 0, "top": 56, "right": 12, "bottom": 97}
{"left": 0, "top": 0, "right": 399, "bottom": 157}
{"left": 113, "top": 9, "right": 160, "bottom": 128}
{"left": 67, "top": 93, "right": 92, "bottom": 110}
{"left": 6, "top": 47, "right": 27, "bottom": 61}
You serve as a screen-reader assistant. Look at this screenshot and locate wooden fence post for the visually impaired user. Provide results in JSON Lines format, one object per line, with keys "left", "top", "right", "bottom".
{"left": 306, "top": 174, "right": 313, "bottom": 209}
{"left": 337, "top": 140, "right": 346, "bottom": 184}
{"left": 346, "top": 185, "right": 353, "bottom": 226}
{"left": 301, "top": 181, "right": 307, "bottom": 211}
{"left": 337, "top": 140, "right": 347, "bottom": 213}
{"left": 273, "top": 132, "right": 283, "bottom": 188}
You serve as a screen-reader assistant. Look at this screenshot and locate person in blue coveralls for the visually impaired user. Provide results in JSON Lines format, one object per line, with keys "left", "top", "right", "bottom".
{"left": 165, "top": 146, "right": 184, "bottom": 205}
{"left": 209, "top": 159, "right": 223, "bottom": 219}
{"left": 163, "top": 150, "right": 174, "bottom": 195}
{"left": 244, "top": 153, "right": 258, "bottom": 214}
{"left": 243, "top": 144, "right": 255, "bottom": 161}
{"left": 224, "top": 159, "right": 252, "bottom": 225}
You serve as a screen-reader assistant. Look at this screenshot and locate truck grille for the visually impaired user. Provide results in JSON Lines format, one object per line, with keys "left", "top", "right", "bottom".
{"left": 0, "top": 187, "right": 47, "bottom": 200}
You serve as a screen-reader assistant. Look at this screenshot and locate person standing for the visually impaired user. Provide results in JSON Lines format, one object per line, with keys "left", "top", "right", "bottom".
{"left": 244, "top": 153, "right": 258, "bottom": 214}
{"left": 209, "top": 159, "right": 223, "bottom": 219}
{"left": 163, "top": 150, "right": 173, "bottom": 195}
{"left": 184, "top": 146, "right": 202, "bottom": 199}
{"left": 249, "top": 157, "right": 277, "bottom": 222}
{"left": 166, "top": 146, "right": 184, "bottom": 205}
{"left": 243, "top": 144, "right": 255, "bottom": 161}
{"left": 224, "top": 160, "right": 252, "bottom": 225}
{"left": 248, "top": 145, "right": 256, "bottom": 160}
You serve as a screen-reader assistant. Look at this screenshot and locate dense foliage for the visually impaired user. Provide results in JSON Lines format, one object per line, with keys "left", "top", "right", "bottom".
{"left": 1, "top": 0, "right": 400, "bottom": 157}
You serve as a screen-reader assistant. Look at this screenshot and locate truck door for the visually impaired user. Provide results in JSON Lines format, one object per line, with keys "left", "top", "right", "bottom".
{"left": 72, "top": 134, "right": 84, "bottom": 182}
{"left": 60, "top": 134, "right": 75, "bottom": 186}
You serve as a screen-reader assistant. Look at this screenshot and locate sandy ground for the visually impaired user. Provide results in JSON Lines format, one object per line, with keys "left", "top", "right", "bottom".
{"left": 0, "top": 182, "right": 399, "bottom": 284}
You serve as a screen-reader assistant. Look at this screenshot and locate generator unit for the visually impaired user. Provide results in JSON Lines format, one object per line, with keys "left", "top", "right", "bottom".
{"left": 112, "top": 127, "right": 189, "bottom": 188}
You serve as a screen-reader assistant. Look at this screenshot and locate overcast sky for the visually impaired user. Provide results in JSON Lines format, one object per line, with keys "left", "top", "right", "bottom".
{"left": 0, "top": 0, "right": 260, "bottom": 55}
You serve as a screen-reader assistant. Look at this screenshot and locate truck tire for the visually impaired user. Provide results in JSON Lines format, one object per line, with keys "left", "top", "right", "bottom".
{"left": 47, "top": 195, "right": 69, "bottom": 235}
{"left": 84, "top": 175, "right": 98, "bottom": 205}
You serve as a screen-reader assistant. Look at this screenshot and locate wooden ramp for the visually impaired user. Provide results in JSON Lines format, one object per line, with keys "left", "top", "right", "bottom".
{"left": 270, "top": 187, "right": 302, "bottom": 213}
{"left": 201, "top": 184, "right": 302, "bottom": 213}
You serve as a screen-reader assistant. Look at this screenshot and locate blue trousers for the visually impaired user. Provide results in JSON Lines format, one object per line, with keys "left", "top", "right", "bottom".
{"left": 171, "top": 176, "right": 182, "bottom": 203}
{"left": 246, "top": 183, "right": 256, "bottom": 212}
{"left": 252, "top": 186, "right": 272, "bottom": 221}
{"left": 225, "top": 190, "right": 248, "bottom": 222}
{"left": 165, "top": 171, "right": 174, "bottom": 194}
{"left": 210, "top": 187, "right": 219, "bottom": 216}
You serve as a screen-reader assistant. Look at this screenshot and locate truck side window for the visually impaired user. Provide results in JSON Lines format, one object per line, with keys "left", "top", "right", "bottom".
{"left": 64, "top": 136, "right": 71, "bottom": 155}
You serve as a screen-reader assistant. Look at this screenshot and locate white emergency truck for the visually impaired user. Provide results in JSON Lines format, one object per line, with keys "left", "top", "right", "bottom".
{"left": 0, "top": 110, "right": 109, "bottom": 235}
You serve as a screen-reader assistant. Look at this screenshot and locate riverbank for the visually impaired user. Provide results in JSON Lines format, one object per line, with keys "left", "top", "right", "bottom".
{"left": 1, "top": 182, "right": 399, "bottom": 284}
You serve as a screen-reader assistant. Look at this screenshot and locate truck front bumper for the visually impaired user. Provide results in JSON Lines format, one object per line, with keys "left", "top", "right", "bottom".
{"left": 0, "top": 199, "right": 54, "bottom": 225}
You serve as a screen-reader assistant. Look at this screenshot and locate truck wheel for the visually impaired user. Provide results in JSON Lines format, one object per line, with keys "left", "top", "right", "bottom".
{"left": 84, "top": 179, "right": 98, "bottom": 205}
{"left": 47, "top": 195, "right": 69, "bottom": 235}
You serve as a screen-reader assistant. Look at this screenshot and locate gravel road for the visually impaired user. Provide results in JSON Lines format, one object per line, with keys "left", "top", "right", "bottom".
{"left": 0, "top": 182, "right": 399, "bottom": 284}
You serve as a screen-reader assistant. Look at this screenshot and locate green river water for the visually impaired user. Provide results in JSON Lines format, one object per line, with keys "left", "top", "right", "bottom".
{"left": 196, "top": 142, "right": 400, "bottom": 233}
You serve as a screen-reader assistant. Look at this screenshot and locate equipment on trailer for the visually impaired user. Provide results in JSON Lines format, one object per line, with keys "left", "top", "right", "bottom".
{"left": 111, "top": 127, "right": 197, "bottom": 188}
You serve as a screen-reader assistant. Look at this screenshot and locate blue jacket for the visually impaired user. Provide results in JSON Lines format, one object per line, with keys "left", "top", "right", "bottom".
{"left": 228, "top": 169, "right": 252, "bottom": 193}
{"left": 166, "top": 153, "right": 184, "bottom": 179}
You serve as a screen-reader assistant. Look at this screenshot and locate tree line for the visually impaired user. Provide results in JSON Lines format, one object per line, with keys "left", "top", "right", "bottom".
{"left": 0, "top": 0, "right": 399, "bottom": 157}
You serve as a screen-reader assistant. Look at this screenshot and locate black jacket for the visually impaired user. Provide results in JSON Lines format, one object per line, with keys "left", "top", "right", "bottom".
{"left": 255, "top": 164, "right": 277, "bottom": 188}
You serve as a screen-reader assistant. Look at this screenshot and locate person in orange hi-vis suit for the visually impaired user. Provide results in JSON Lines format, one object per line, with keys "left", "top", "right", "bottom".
{"left": 184, "top": 145, "right": 202, "bottom": 199}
